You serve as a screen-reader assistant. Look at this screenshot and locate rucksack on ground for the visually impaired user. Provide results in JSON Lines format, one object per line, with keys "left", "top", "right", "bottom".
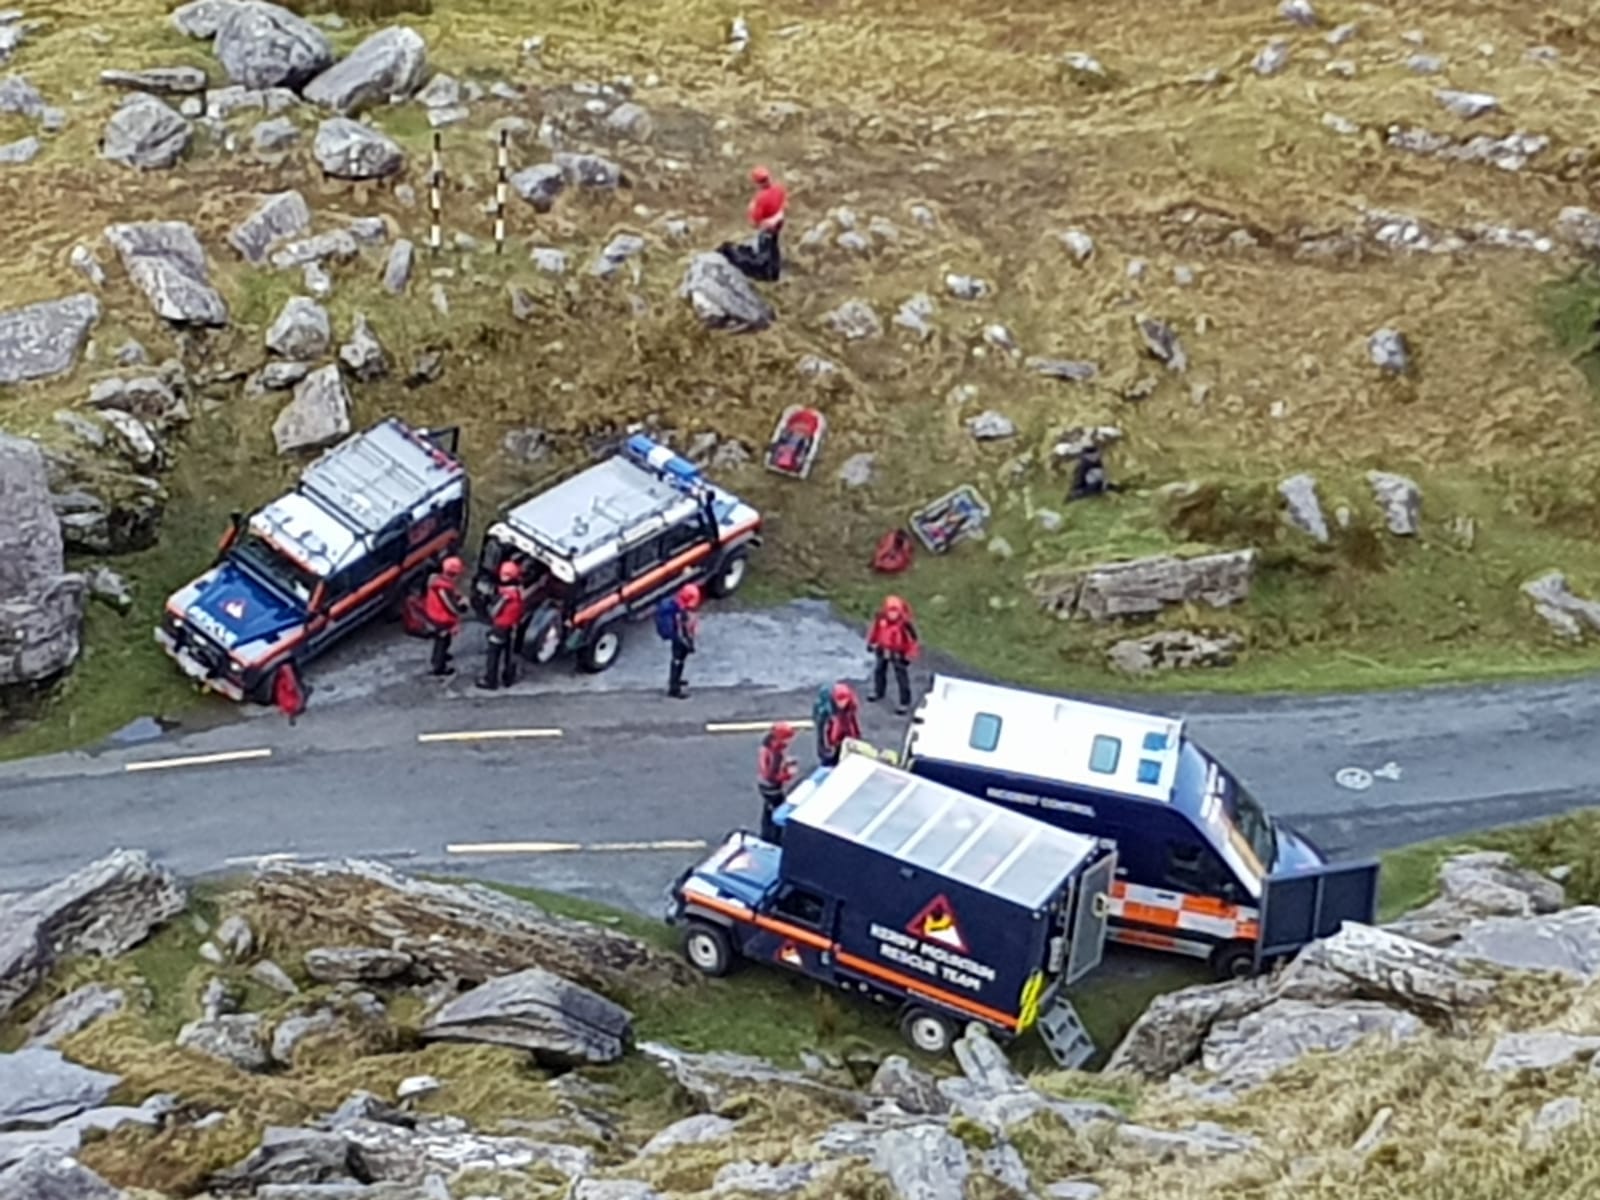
{"left": 872, "top": 528, "right": 915, "bottom": 574}
{"left": 654, "top": 596, "right": 680, "bottom": 640}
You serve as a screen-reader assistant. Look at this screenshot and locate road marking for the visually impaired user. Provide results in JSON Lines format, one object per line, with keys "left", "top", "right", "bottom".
{"left": 587, "top": 839, "right": 709, "bottom": 852}
{"left": 125, "top": 748, "right": 273, "bottom": 773}
{"left": 446, "top": 841, "right": 583, "bottom": 854}
{"left": 418, "top": 728, "right": 564, "bottom": 744}
{"left": 705, "top": 719, "right": 814, "bottom": 734}
{"left": 444, "top": 838, "right": 708, "bottom": 855}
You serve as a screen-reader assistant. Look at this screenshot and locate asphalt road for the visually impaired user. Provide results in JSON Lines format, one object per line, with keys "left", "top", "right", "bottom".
{"left": 2, "top": 602, "right": 1597, "bottom": 912}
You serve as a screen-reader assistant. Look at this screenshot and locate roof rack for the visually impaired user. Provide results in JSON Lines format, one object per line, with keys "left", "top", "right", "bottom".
{"left": 299, "top": 418, "right": 461, "bottom": 535}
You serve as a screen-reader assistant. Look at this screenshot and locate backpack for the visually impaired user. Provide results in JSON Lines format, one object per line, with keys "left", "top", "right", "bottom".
{"left": 872, "top": 528, "right": 915, "bottom": 574}
{"left": 654, "top": 596, "right": 680, "bottom": 640}
{"left": 400, "top": 594, "right": 432, "bottom": 638}
{"left": 812, "top": 684, "right": 837, "bottom": 731}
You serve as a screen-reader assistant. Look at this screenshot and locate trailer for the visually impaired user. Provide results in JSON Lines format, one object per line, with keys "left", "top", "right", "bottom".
{"left": 667, "top": 752, "right": 1119, "bottom": 1066}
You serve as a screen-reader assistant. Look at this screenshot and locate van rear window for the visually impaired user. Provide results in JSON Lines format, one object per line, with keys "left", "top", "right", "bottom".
{"left": 1089, "top": 735, "right": 1121, "bottom": 774}
{"left": 969, "top": 712, "right": 1002, "bottom": 751}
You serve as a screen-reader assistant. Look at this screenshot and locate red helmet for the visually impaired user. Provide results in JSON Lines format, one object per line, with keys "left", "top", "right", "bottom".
{"left": 770, "top": 720, "right": 796, "bottom": 742}
{"left": 750, "top": 165, "right": 771, "bottom": 185}
{"left": 832, "top": 682, "right": 857, "bottom": 708}
{"left": 678, "top": 583, "right": 702, "bottom": 609}
{"left": 498, "top": 560, "right": 522, "bottom": 583}
{"left": 883, "top": 594, "right": 908, "bottom": 618}
{"left": 441, "top": 556, "right": 464, "bottom": 578}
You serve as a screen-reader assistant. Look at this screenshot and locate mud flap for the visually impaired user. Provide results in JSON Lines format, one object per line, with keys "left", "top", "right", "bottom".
{"left": 1255, "top": 858, "right": 1382, "bottom": 969}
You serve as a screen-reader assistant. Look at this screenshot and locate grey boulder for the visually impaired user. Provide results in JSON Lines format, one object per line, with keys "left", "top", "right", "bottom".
{"left": 266, "top": 296, "right": 332, "bottom": 360}
{"left": 679, "top": 254, "right": 774, "bottom": 333}
{"left": 381, "top": 239, "right": 414, "bottom": 293}
{"left": 24, "top": 984, "right": 125, "bottom": 1048}
{"left": 303, "top": 26, "right": 428, "bottom": 114}
{"left": 228, "top": 190, "right": 312, "bottom": 263}
{"left": 0, "top": 293, "right": 99, "bottom": 384}
{"left": 177, "top": 1014, "right": 270, "bottom": 1072}
{"left": 171, "top": 0, "right": 239, "bottom": 39}
{"left": 338, "top": 314, "right": 389, "bottom": 381}
{"left": 0, "top": 135, "right": 38, "bottom": 163}
{"left": 554, "top": 150, "right": 624, "bottom": 189}
{"left": 214, "top": 1, "right": 333, "bottom": 90}
{"left": 101, "top": 94, "right": 192, "bottom": 169}
{"left": 589, "top": 233, "right": 646, "bottom": 279}
{"left": 1521, "top": 572, "right": 1600, "bottom": 642}
{"left": 0, "top": 73, "right": 45, "bottom": 118}
{"left": 210, "top": 1127, "right": 372, "bottom": 1194}
{"left": 271, "top": 1007, "right": 338, "bottom": 1066}
{"left": 313, "top": 117, "right": 404, "bottom": 179}
{"left": 0, "top": 1048, "right": 120, "bottom": 1130}
{"left": 273, "top": 365, "right": 351, "bottom": 455}
{"left": 104, "top": 221, "right": 229, "bottom": 326}
{"left": 871, "top": 1124, "right": 970, "bottom": 1200}
{"left": 510, "top": 163, "right": 566, "bottom": 213}
{"left": 251, "top": 115, "right": 300, "bottom": 153}
{"left": 0, "top": 1150, "right": 125, "bottom": 1200}
{"left": 869, "top": 1055, "right": 948, "bottom": 1116}
{"left": 1367, "top": 470, "right": 1421, "bottom": 535}
{"left": 99, "top": 65, "right": 209, "bottom": 95}
{"left": 1452, "top": 907, "right": 1600, "bottom": 981}
{"left": 640, "top": 1042, "right": 870, "bottom": 1114}
{"left": 303, "top": 946, "right": 412, "bottom": 984}
{"left": 1484, "top": 1030, "right": 1600, "bottom": 1073}
{"left": 1386, "top": 851, "right": 1566, "bottom": 945}
{"left": 269, "top": 229, "right": 359, "bottom": 270}
{"left": 421, "top": 967, "right": 632, "bottom": 1065}
{"left": 1030, "top": 549, "right": 1256, "bottom": 620}
{"left": 1278, "top": 472, "right": 1329, "bottom": 542}
{"left": 1199, "top": 998, "right": 1421, "bottom": 1090}
{"left": 638, "top": 1113, "right": 736, "bottom": 1157}
{"left": 0, "top": 433, "right": 85, "bottom": 686}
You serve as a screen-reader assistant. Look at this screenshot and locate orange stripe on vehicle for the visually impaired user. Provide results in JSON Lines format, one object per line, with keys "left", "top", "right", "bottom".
{"left": 1237, "top": 920, "right": 1260, "bottom": 941}
{"left": 1111, "top": 929, "right": 1178, "bottom": 951}
{"left": 1119, "top": 901, "right": 1182, "bottom": 930}
{"left": 570, "top": 520, "right": 759, "bottom": 626}
{"left": 835, "top": 951, "right": 1019, "bottom": 1031}
{"left": 687, "top": 893, "right": 831, "bottom": 951}
{"left": 1180, "top": 894, "right": 1236, "bottom": 919}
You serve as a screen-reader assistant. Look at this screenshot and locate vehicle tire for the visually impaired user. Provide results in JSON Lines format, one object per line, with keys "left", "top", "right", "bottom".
{"left": 578, "top": 625, "right": 623, "bottom": 673}
{"left": 682, "top": 922, "right": 734, "bottom": 977}
{"left": 1209, "top": 941, "right": 1258, "bottom": 981}
{"left": 899, "top": 1006, "right": 956, "bottom": 1058}
{"left": 248, "top": 669, "right": 275, "bottom": 707}
{"left": 706, "top": 548, "right": 749, "bottom": 598}
{"left": 521, "top": 608, "right": 563, "bottom": 664}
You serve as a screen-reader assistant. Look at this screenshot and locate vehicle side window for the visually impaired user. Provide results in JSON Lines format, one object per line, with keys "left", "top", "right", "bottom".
{"left": 772, "top": 886, "right": 826, "bottom": 928}
{"left": 578, "top": 559, "right": 622, "bottom": 604}
{"left": 658, "top": 520, "right": 704, "bottom": 561}
{"left": 1163, "top": 841, "right": 1244, "bottom": 903}
{"left": 622, "top": 533, "right": 665, "bottom": 581}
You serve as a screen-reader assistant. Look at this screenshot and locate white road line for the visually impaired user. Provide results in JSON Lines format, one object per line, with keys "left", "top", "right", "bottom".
{"left": 705, "top": 719, "right": 814, "bottom": 734}
{"left": 418, "top": 728, "right": 564, "bottom": 744}
{"left": 587, "top": 839, "right": 709, "bottom": 852}
{"left": 445, "top": 841, "right": 583, "bottom": 854}
{"left": 124, "top": 748, "right": 273, "bottom": 773}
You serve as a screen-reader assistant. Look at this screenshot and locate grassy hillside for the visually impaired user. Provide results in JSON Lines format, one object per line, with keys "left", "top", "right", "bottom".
{"left": 4, "top": 0, "right": 1600, "bottom": 748}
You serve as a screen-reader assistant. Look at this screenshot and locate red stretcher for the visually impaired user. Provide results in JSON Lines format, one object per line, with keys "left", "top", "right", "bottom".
{"left": 764, "top": 406, "right": 826, "bottom": 480}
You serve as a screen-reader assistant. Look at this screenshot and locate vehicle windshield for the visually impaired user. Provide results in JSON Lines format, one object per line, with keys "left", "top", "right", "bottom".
{"left": 231, "top": 532, "right": 317, "bottom": 606}
{"left": 1174, "top": 742, "right": 1278, "bottom": 876}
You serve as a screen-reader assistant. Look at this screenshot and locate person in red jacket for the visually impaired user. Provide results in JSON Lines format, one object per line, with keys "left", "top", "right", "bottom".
{"left": 667, "top": 583, "right": 701, "bottom": 699}
{"left": 477, "top": 561, "right": 526, "bottom": 691}
{"left": 757, "top": 721, "right": 799, "bottom": 842}
{"left": 746, "top": 165, "right": 787, "bottom": 281}
{"left": 422, "top": 556, "right": 468, "bottom": 677}
{"left": 820, "top": 682, "right": 861, "bottom": 768}
{"left": 272, "top": 660, "right": 307, "bottom": 725}
{"left": 866, "top": 594, "right": 920, "bottom": 715}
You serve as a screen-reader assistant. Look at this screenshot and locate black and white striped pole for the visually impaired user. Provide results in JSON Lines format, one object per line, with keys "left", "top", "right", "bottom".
{"left": 428, "top": 130, "right": 443, "bottom": 256}
{"left": 494, "top": 128, "right": 509, "bottom": 254}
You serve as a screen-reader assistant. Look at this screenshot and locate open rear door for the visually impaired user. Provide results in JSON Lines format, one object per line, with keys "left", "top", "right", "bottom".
{"left": 1255, "top": 858, "right": 1381, "bottom": 967}
{"left": 1065, "top": 847, "right": 1118, "bottom": 985}
{"left": 422, "top": 425, "right": 462, "bottom": 456}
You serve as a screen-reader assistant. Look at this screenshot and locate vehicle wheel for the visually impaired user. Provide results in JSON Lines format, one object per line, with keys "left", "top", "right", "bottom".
{"left": 899, "top": 1006, "right": 956, "bottom": 1057}
{"left": 706, "top": 549, "right": 749, "bottom": 598}
{"left": 1209, "top": 941, "right": 1258, "bottom": 981}
{"left": 682, "top": 922, "right": 734, "bottom": 977}
{"left": 248, "top": 669, "right": 275, "bottom": 707}
{"left": 578, "top": 626, "right": 622, "bottom": 673}
{"left": 521, "top": 611, "right": 562, "bottom": 664}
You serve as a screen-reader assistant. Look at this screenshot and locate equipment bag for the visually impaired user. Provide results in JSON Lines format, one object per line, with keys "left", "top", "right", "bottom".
{"left": 812, "top": 684, "right": 837, "bottom": 731}
{"left": 400, "top": 594, "right": 432, "bottom": 638}
{"left": 654, "top": 597, "right": 680, "bottom": 640}
{"left": 871, "top": 528, "right": 915, "bottom": 574}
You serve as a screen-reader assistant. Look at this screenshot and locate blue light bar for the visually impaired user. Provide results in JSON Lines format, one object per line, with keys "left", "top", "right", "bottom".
{"left": 623, "top": 433, "right": 704, "bottom": 492}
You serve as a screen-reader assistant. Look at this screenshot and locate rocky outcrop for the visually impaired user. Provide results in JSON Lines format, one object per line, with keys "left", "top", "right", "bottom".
{"left": 304, "top": 946, "right": 413, "bottom": 984}
{"left": 1385, "top": 852, "right": 1565, "bottom": 946}
{"left": 1367, "top": 470, "right": 1421, "bottom": 535}
{"left": 1522, "top": 571, "right": 1600, "bottom": 641}
{"left": 104, "top": 221, "right": 228, "bottom": 326}
{"left": 1107, "top": 629, "right": 1241, "bottom": 674}
{"left": 214, "top": 1, "right": 333, "bottom": 91}
{"left": 0, "top": 1048, "right": 120, "bottom": 1131}
{"left": 178, "top": 1013, "right": 270, "bottom": 1072}
{"left": 1198, "top": 998, "right": 1422, "bottom": 1090}
{"left": 554, "top": 151, "right": 624, "bottom": 190}
{"left": 303, "top": 27, "right": 428, "bottom": 114}
{"left": 0, "top": 852, "right": 182, "bottom": 1023}
{"left": 1484, "top": 1031, "right": 1600, "bottom": 1073}
{"left": 338, "top": 314, "right": 389, "bottom": 381}
{"left": 100, "top": 65, "right": 209, "bottom": 95}
{"left": 422, "top": 967, "right": 633, "bottom": 1065}
{"left": 313, "top": 118, "right": 404, "bottom": 179}
{"left": 100, "top": 94, "right": 192, "bottom": 169}
{"left": 269, "top": 229, "right": 359, "bottom": 270}
{"left": 679, "top": 253, "right": 774, "bottom": 333}
{"left": 273, "top": 365, "right": 351, "bottom": 454}
{"left": 0, "top": 433, "right": 86, "bottom": 686}
{"left": 1452, "top": 907, "right": 1600, "bottom": 981}
{"left": 328, "top": 1115, "right": 595, "bottom": 1183}
{"left": 1030, "top": 550, "right": 1256, "bottom": 620}
{"left": 510, "top": 163, "right": 566, "bottom": 213}
{"left": 172, "top": 0, "right": 240, "bottom": 39}
{"left": 0, "top": 1150, "right": 125, "bottom": 1199}
{"left": 209, "top": 1127, "right": 373, "bottom": 1193}
{"left": 382, "top": 239, "right": 414, "bottom": 293}
{"left": 640, "top": 1043, "right": 872, "bottom": 1115}
{"left": 228, "top": 190, "right": 312, "bottom": 263}
{"left": 0, "top": 294, "right": 99, "bottom": 385}
{"left": 253, "top": 859, "right": 693, "bottom": 994}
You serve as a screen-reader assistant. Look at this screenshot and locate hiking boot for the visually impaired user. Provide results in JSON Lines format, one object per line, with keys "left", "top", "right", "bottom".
{"left": 475, "top": 677, "right": 497, "bottom": 691}
{"left": 895, "top": 703, "right": 910, "bottom": 716}
{"left": 431, "top": 666, "right": 456, "bottom": 677}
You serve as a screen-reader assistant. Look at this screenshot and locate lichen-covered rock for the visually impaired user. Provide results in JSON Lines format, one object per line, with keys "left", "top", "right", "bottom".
{"left": 265, "top": 296, "right": 331, "bottom": 361}
{"left": 1385, "top": 851, "right": 1566, "bottom": 945}
{"left": 304, "top": 946, "right": 413, "bottom": 984}
{"left": 313, "top": 117, "right": 404, "bottom": 179}
{"left": 228, "top": 190, "right": 311, "bottom": 263}
{"left": 679, "top": 253, "right": 774, "bottom": 333}
{"left": 214, "top": 1, "right": 334, "bottom": 90}
{"left": 338, "top": 313, "right": 388, "bottom": 381}
{"left": 101, "top": 94, "right": 192, "bottom": 169}
{"left": 177, "top": 1014, "right": 271, "bottom": 1072}
{"left": 1521, "top": 571, "right": 1600, "bottom": 642}
{"left": 104, "top": 221, "right": 228, "bottom": 326}
{"left": 1367, "top": 470, "right": 1421, "bottom": 535}
{"left": 302, "top": 26, "right": 428, "bottom": 114}
{"left": 1107, "top": 629, "right": 1241, "bottom": 674}
{"left": 1031, "top": 550, "right": 1256, "bottom": 620}
{"left": 273, "top": 365, "right": 351, "bottom": 454}
{"left": 24, "top": 984, "right": 125, "bottom": 1048}
{"left": 1279, "top": 472, "right": 1330, "bottom": 542}
{"left": 421, "top": 967, "right": 632, "bottom": 1065}
{"left": 0, "top": 294, "right": 99, "bottom": 386}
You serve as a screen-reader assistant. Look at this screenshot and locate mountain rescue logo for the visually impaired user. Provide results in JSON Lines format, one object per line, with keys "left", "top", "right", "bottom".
{"left": 777, "top": 942, "right": 803, "bottom": 968}
{"left": 223, "top": 598, "right": 248, "bottom": 621}
{"left": 908, "top": 894, "right": 968, "bottom": 953}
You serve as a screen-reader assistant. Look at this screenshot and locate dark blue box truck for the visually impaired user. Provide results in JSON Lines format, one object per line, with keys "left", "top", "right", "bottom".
{"left": 666, "top": 752, "right": 1120, "bottom": 1066}
{"left": 897, "top": 675, "right": 1380, "bottom": 980}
